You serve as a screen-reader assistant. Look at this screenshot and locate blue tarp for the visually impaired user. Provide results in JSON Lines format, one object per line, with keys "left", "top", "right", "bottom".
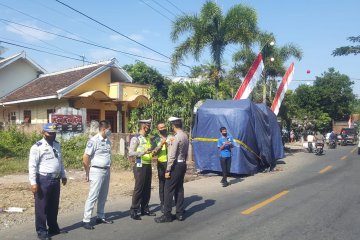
{"left": 192, "top": 99, "right": 284, "bottom": 175}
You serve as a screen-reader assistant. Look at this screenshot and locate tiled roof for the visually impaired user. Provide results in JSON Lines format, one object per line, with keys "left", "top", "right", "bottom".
{"left": 0, "top": 64, "right": 104, "bottom": 103}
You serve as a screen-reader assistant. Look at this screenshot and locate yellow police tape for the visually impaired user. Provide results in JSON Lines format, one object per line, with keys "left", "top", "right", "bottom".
{"left": 191, "top": 137, "right": 262, "bottom": 161}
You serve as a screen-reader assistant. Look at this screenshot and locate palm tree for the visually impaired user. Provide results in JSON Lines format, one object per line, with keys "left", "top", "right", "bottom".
{"left": 170, "top": 1, "right": 259, "bottom": 97}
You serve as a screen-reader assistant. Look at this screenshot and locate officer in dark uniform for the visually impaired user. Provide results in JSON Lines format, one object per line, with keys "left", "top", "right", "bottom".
{"left": 155, "top": 117, "right": 189, "bottom": 223}
{"left": 128, "top": 119, "right": 156, "bottom": 220}
{"left": 28, "top": 123, "right": 67, "bottom": 240}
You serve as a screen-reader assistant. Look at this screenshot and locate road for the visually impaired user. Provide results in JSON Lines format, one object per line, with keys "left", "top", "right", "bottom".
{"left": 1, "top": 145, "right": 359, "bottom": 240}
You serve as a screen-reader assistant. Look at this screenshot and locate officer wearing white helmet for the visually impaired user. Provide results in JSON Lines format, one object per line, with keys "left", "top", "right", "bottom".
{"left": 129, "top": 119, "right": 156, "bottom": 220}
{"left": 155, "top": 117, "right": 189, "bottom": 223}
{"left": 28, "top": 123, "right": 67, "bottom": 240}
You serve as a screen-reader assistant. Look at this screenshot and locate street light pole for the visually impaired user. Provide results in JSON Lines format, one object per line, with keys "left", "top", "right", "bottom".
{"left": 262, "top": 41, "right": 275, "bottom": 104}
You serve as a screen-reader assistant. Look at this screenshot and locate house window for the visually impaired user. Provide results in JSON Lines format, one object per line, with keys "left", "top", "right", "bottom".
{"left": 8, "top": 112, "right": 16, "bottom": 123}
{"left": 24, "top": 110, "right": 31, "bottom": 123}
{"left": 47, "top": 109, "right": 55, "bottom": 123}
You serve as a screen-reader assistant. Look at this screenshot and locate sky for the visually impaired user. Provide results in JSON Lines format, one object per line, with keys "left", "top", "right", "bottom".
{"left": 0, "top": 0, "right": 359, "bottom": 96}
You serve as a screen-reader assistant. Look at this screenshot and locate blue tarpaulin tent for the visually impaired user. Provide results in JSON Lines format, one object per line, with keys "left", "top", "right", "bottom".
{"left": 192, "top": 99, "right": 284, "bottom": 175}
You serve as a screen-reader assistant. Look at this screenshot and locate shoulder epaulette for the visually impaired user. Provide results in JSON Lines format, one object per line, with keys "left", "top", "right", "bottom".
{"left": 36, "top": 141, "right": 43, "bottom": 146}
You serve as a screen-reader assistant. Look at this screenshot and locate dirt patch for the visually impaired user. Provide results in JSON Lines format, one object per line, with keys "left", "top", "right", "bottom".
{"left": 0, "top": 161, "right": 202, "bottom": 231}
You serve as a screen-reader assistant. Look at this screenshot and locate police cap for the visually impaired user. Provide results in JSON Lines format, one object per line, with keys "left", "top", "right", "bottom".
{"left": 168, "top": 116, "right": 182, "bottom": 122}
{"left": 43, "top": 123, "right": 58, "bottom": 133}
{"left": 138, "top": 119, "right": 152, "bottom": 125}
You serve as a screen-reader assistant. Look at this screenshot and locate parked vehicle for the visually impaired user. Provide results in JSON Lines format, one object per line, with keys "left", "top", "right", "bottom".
{"left": 358, "top": 135, "right": 360, "bottom": 154}
{"left": 340, "top": 128, "right": 358, "bottom": 145}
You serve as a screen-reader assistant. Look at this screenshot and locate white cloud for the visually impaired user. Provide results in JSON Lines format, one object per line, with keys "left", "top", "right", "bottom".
{"left": 5, "top": 22, "right": 56, "bottom": 42}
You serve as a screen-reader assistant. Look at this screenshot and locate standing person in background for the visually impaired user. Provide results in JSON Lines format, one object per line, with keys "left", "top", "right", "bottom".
{"left": 128, "top": 119, "right": 156, "bottom": 220}
{"left": 152, "top": 122, "right": 172, "bottom": 213}
{"left": 155, "top": 117, "right": 189, "bottom": 223}
{"left": 217, "top": 127, "right": 234, "bottom": 187}
{"left": 82, "top": 120, "right": 113, "bottom": 230}
{"left": 28, "top": 123, "right": 67, "bottom": 240}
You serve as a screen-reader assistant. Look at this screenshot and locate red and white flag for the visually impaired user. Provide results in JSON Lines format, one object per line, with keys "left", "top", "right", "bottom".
{"left": 348, "top": 115, "right": 353, "bottom": 128}
{"left": 233, "top": 53, "right": 264, "bottom": 100}
{"left": 271, "top": 63, "right": 295, "bottom": 115}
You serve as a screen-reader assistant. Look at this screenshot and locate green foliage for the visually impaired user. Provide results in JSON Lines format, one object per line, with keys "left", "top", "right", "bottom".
{"left": 333, "top": 36, "right": 360, "bottom": 56}
{"left": 112, "top": 154, "right": 132, "bottom": 170}
{"left": 59, "top": 134, "right": 88, "bottom": 169}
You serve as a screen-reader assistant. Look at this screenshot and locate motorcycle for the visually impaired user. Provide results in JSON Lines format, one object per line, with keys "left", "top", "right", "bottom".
{"left": 314, "top": 140, "right": 324, "bottom": 155}
{"left": 329, "top": 139, "right": 336, "bottom": 149}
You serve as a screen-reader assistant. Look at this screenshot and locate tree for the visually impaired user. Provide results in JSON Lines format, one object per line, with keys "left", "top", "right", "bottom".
{"left": 313, "top": 68, "right": 355, "bottom": 120}
{"left": 170, "top": 1, "right": 259, "bottom": 95}
{"left": 122, "top": 61, "right": 170, "bottom": 98}
{"left": 332, "top": 36, "right": 360, "bottom": 56}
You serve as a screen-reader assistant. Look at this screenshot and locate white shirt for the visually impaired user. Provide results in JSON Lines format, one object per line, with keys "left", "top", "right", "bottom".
{"left": 307, "top": 135, "right": 315, "bottom": 142}
{"left": 28, "top": 138, "right": 66, "bottom": 185}
{"left": 84, "top": 133, "right": 112, "bottom": 168}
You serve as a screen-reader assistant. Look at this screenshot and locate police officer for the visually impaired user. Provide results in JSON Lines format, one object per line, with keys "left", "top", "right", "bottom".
{"left": 152, "top": 122, "right": 172, "bottom": 213}
{"left": 129, "top": 119, "right": 156, "bottom": 220}
{"left": 155, "top": 117, "right": 189, "bottom": 223}
{"left": 82, "top": 120, "right": 113, "bottom": 230}
{"left": 29, "top": 123, "right": 67, "bottom": 240}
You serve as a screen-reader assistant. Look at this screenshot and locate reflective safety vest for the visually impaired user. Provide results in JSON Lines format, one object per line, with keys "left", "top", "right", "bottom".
{"left": 136, "top": 135, "right": 152, "bottom": 164}
{"left": 157, "top": 141, "right": 167, "bottom": 163}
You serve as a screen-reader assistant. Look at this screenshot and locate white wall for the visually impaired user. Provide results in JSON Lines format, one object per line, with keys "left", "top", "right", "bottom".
{"left": 0, "top": 59, "right": 39, "bottom": 98}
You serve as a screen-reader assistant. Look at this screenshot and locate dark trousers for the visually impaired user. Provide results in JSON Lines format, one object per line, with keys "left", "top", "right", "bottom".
{"left": 157, "top": 161, "right": 167, "bottom": 205}
{"left": 130, "top": 164, "right": 152, "bottom": 213}
{"left": 220, "top": 157, "right": 231, "bottom": 182}
{"left": 35, "top": 175, "right": 60, "bottom": 234}
{"left": 163, "top": 162, "right": 186, "bottom": 216}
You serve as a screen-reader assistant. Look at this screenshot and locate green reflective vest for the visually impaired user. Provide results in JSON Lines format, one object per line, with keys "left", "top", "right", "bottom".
{"left": 136, "top": 135, "right": 152, "bottom": 164}
{"left": 157, "top": 141, "right": 167, "bottom": 163}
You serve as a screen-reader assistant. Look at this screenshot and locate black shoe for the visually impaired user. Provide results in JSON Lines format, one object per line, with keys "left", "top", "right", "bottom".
{"left": 82, "top": 222, "right": 94, "bottom": 230}
{"left": 222, "top": 181, "right": 229, "bottom": 187}
{"left": 96, "top": 218, "right": 114, "bottom": 224}
{"left": 220, "top": 178, "right": 225, "bottom": 183}
{"left": 130, "top": 212, "right": 142, "bottom": 220}
{"left": 37, "top": 232, "right": 51, "bottom": 240}
{"left": 141, "top": 210, "right": 156, "bottom": 216}
{"left": 154, "top": 214, "right": 173, "bottom": 223}
{"left": 176, "top": 214, "right": 185, "bottom": 221}
{"left": 48, "top": 229, "right": 68, "bottom": 236}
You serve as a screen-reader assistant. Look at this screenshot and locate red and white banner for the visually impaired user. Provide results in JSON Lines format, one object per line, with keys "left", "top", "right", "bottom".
{"left": 348, "top": 115, "right": 353, "bottom": 128}
{"left": 233, "top": 53, "right": 264, "bottom": 100}
{"left": 271, "top": 63, "right": 295, "bottom": 115}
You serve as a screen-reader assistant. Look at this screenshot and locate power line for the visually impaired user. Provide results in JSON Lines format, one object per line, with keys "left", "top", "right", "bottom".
{"left": 0, "top": 18, "right": 173, "bottom": 65}
{"left": 140, "top": 0, "right": 175, "bottom": 23}
{"left": 0, "top": 2, "right": 99, "bottom": 46}
{"left": 0, "top": 40, "right": 95, "bottom": 64}
{"left": 165, "top": 0, "right": 187, "bottom": 15}
{"left": 54, "top": 0, "right": 184, "bottom": 66}
{"left": 151, "top": 0, "right": 178, "bottom": 18}
{"left": 0, "top": 21, "right": 82, "bottom": 58}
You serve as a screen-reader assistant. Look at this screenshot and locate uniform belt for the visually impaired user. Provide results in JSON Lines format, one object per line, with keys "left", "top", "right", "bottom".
{"left": 177, "top": 159, "right": 185, "bottom": 163}
{"left": 92, "top": 165, "right": 110, "bottom": 170}
{"left": 38, "top": 172, "right": 60, "bottom": 179}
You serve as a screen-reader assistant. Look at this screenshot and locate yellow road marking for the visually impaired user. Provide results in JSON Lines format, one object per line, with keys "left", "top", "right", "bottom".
{"left": 351, "top": 148, "right": 356, "bottom": 153}
{"left": 319, "top": 165, "right": 333, "bottom": 174}
{"left": 341, "top": 155, "right": 348, "bottom": 160}
{"left": 241, "top": 190, "right": 289, "bottom": 215}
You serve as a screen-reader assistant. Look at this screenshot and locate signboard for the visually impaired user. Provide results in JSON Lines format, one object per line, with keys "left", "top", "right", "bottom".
{"left": 51, "top": 114, "right": 83, "bottom": 132}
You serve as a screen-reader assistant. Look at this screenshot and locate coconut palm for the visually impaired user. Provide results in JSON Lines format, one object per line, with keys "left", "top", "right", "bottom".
{"left": 170, "top": 1, "right": 259, "bottom": 96}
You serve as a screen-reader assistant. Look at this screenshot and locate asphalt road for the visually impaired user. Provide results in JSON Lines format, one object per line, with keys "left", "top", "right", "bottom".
{"left": 1, "top": 145, "right": 359, "bottom": 240}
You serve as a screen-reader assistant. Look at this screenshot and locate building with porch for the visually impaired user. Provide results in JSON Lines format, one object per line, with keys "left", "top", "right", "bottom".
{"left": 0, "top": 55, "right": 150, "bottom": 133}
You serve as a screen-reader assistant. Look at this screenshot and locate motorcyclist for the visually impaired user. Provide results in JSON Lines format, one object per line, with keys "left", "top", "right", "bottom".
{"left": 307, "top": 131, "right": 315, "bottom": 152}
{"left": 329, "top": 131, "right": 336, "bottom": 141}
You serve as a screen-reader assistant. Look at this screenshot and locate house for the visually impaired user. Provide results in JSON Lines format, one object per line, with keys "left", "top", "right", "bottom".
{"left": 0, "top": 54, "right": 150, "bottom": 133}
{"left": 0, "top": 51, "right": 46, "bottom": 98}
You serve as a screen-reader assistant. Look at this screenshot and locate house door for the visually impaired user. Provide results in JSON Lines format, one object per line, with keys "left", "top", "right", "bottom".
{"left": 105, "top": 110, "right": 117, "bottom": 133}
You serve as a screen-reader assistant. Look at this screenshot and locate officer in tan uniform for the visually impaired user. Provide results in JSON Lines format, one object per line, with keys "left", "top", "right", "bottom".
{"left": 155, "top": 117, "right": 189, "bottom": 223}
{"left": 128, "top": 119, "right": 156, "bottom": 220}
